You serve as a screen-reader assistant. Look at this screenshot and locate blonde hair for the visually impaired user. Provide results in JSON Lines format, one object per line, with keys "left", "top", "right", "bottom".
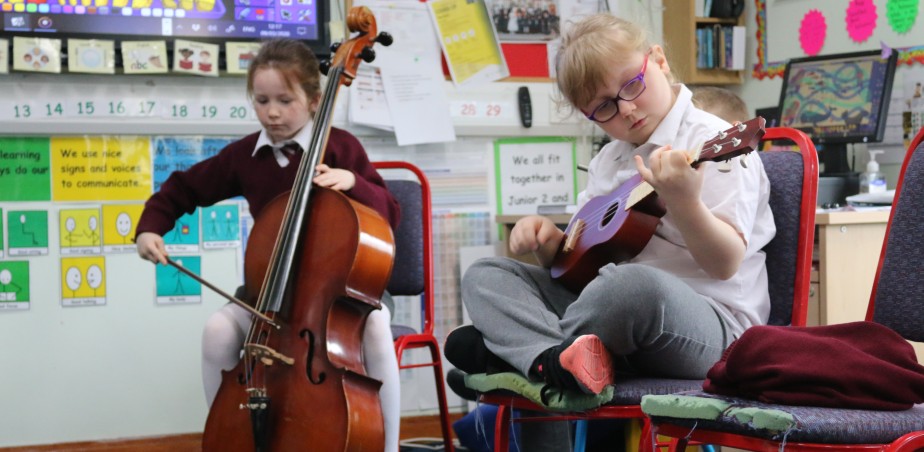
{"left": 555, "top": 13, "right": 652, "bottom": 111}
{"left": 690, "top": 86, "right": 749, "bottom": 123}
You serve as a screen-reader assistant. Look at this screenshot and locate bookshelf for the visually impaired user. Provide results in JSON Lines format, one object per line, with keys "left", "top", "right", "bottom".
{"left": 662, "top": 2, "right": 744, "bottom": 85}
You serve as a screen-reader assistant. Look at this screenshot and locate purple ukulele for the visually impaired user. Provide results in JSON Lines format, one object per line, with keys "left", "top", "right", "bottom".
{"left": 550, "top": 117, "right": 766, "bottom": 292}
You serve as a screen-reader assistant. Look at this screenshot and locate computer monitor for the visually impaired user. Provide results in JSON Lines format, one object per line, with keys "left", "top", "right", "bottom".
{"left": 1, "top": 0, "right": 331, "bottom": 60}
{"left": 755, "top": 106, "right": 779, "bottom": 128}
{"left": 778, "top": 49, "right": 897, "bottom": 176}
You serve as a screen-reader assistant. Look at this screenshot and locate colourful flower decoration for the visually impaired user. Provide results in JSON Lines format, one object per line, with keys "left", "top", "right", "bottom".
{"left": 846, "top": 0, "right": 877, "bottom": 43}
{"left": 886, "top": 0, "right": 918, "bottom": 34}
{"left": 799, "top": 9, "right": 826, "bottom": 56}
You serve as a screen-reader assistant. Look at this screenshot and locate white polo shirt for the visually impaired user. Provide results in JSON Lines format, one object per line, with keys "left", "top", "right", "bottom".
{"left": 578, "top": 84, "right": 775, "bottom": 339}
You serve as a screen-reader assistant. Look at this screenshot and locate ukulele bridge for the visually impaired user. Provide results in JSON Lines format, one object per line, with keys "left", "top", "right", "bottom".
{"left": 562, "top": 219, "right": 584, "bottom": 253}
{"left": 244, "top": 344, "right": 295, "bottom": 366}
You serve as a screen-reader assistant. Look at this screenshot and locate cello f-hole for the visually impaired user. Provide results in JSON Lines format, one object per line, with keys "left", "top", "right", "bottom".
{"left": 300, "top": 329, "right": 326, "bottom": 384}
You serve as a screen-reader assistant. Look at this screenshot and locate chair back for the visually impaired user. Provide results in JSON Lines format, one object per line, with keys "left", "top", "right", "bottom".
{"left": 374, "top": 161, "right": 435, "bottom": 335}
{"left": 373, "top": 161, "right": 454, "bottom": 450}
{"left": 758, "top": 127, "right": 818, "bottom": 327}
{"left": 384, "top": 179, "right": 425, "bottom": 296}
{"left": 868, "top": 129, "right": 924, "bottom": 342}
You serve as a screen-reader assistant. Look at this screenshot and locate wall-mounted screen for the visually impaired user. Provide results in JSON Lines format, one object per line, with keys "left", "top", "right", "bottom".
{"left": 1, "top": 0, "right": 330, "bottom": 55}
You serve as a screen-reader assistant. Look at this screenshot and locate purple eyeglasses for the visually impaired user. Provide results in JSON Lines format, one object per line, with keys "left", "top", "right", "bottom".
{"left": 583, "top": 50, "right": 651, "bottom": 123}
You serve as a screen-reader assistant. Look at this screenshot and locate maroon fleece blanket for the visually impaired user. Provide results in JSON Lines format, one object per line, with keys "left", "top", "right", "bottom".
{"left": 704, "top": 321, "right": 924, "bottom": 410}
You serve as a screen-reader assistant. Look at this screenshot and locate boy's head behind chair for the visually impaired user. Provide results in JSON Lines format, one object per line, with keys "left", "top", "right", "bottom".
{"left": 691, "top": 86, "right": 749, "bottom": 124}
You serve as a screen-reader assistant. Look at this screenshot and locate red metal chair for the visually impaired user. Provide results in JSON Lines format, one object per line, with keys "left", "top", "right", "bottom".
{"left": 374, "top": 161, "right": 454, "bottom": 451}
{"left": 479, "top": 127, "right": 819, "bottom": 451}
{"left": 647, "top": 128, "right": 924, "bottom": 452}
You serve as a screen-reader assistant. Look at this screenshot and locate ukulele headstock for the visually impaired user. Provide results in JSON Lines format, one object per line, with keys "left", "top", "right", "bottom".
{"left": 320, "top": 6, "right": 393, "bottom": 86}
{"left": 693, "top": 116, "right": 766, "bottom": 167}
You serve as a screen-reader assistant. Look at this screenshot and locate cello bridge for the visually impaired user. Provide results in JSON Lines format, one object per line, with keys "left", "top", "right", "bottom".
{"left": 244, "top": 344, "right": 295, "bottom": 366}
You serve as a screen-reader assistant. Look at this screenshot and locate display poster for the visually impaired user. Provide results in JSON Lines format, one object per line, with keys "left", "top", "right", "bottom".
{"left": 12, "top": 37, "right": 62, "bottom": 73}
{"left": 0, "top": 261, "right": 30, "bottom": 310}
{"left": 173, "top": 39, "right": 219, "bottom": 77}
{"left": 0, "top": 38, "right": 8, "bottom": 74}
{"left": 59, "top": 208, "right": 102, "bottom": 255}
{"left": 121, "top": 41, "right": 169, "bottom": 74}
{"left": 226, "top": 42, "right": 263, "bottom": 75}
{"left": 152, "top": 136, "right": 235, "bottom": 192}
{"left": 164, "top": 210, "right": 201, "bottom": 253}
{"left": 102, "top": 204, "right": 145, "bottom": 253}
{"left": 429, "top": 0, "right": 509, "bottom": 86}
{"left": 61, "top": 256, "right": 106, "bottom": 307}
{"left": 7, "top": 210, "right": 49, "bottom": 257}
{"left": 155, "top": 256, "right": 202, "bottom": 305}
{"left": 202, "top": 204, "right": 242, "bottom": 249}
{"left": 0, "top": 137, "right": 52, "bottom": 202}
{"left": 67, "top": 39, "right": 116, "bottom": 74}
{"left": 50, "top": 136, "right": 152, "bottom": 202}
{"left": 494, "top": 137, "right": 577, "bottom": 215}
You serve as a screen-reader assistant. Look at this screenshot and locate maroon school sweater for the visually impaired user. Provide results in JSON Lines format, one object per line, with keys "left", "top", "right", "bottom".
{"left": 704, "top": 321, "right": 924, "bottom": 410}
{"left": 136, "top": 128, "right": 400, "bottom": 237}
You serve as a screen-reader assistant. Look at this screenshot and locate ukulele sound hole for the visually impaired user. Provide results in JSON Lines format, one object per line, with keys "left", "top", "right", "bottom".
{"left": 601, "top": 202, "right": 619, "bottom": 228}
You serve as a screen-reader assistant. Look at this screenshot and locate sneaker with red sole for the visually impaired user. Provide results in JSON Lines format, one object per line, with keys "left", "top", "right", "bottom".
{"left": 559, "top": 334, "right": 614, "bottom": 394}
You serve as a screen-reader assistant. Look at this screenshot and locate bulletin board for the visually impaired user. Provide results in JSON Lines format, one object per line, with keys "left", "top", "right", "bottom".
{"left": 0, "top": 135, "right": 242, "bottom": 312}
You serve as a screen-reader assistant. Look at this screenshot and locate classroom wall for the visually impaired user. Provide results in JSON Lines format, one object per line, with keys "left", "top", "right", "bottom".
{"left": 0, "top": 0, "right": 846, "bottom": 445}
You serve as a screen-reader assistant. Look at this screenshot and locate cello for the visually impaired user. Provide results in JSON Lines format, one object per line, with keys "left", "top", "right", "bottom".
{"left": 202, "top": 8, "right": 395, "bottom": 451}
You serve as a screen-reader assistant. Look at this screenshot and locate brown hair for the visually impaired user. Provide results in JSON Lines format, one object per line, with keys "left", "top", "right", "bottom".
{"left": 555, "top": 13, "right": 653, "bottom": 111}
{"left": 246, "top": 39, "right": 322, "bottom": 102}
{"left": 691, "top": 86, "right": 749, "bottom": 123}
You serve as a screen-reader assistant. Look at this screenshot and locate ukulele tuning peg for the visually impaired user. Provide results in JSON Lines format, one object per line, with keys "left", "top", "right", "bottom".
{"left": 737, "top": 122, "right": 747, "bottom": 132}
{"left": 739, "top": 154, "right": 749, "bottom": 168}
{"left": 717, "top": 130, "right": 728, "bottom": 139}
{"left": 376, "top": 32, "right": 394, "bottom": 46}
{"left": 731, "top": 137, "right": 741, "bottom": 147}
{"left": 709, "top": 143, "right": 722, "bottom": 154}
{"left": 718, "top": 160, "right": 732, "bottom": 173}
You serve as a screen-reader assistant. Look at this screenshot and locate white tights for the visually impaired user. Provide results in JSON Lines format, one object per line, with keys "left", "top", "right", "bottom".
{"left": 201, "top": 302, "right": 400, "bottom": 452}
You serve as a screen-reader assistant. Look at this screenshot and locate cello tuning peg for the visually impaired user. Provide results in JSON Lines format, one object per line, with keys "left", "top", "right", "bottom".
{"left": 319, "top": 59, "right": 331, "bottom": 76}
{"left": 360, "top": 46, "right": 376, "bottom": 63}
{"left": 330, "top": 42, "right": 341, "bottom": 53}
{"left": 376, "top": 32, "right": 394, "bottom": 46}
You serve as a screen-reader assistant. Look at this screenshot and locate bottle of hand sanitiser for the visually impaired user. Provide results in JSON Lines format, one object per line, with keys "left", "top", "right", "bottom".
{"left": 859, "top": 149, "right": 887, "bottom": 194}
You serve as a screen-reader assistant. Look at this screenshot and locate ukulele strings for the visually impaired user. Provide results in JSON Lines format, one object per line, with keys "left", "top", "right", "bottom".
{"left": 566, "top": 135, "right": 744, "bottom": 239}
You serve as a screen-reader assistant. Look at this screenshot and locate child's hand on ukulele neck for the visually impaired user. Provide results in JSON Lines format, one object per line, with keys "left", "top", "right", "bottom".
{"left": 633, "top": 144, "right": 705, "bottom": 208}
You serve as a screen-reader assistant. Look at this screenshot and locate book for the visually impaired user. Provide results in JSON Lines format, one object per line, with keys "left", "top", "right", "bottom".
{"left": 731, "top": 26, "right": 746, "bottom": 70}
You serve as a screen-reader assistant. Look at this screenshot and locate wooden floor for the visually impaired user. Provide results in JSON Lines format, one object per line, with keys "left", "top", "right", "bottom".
{"left": 1, "top": 415, "right": 463, "bottom": 451}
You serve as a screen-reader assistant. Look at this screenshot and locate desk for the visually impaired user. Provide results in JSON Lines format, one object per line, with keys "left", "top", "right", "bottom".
{"left": 811, "top": 210, "right": 890, "bottom": 326}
